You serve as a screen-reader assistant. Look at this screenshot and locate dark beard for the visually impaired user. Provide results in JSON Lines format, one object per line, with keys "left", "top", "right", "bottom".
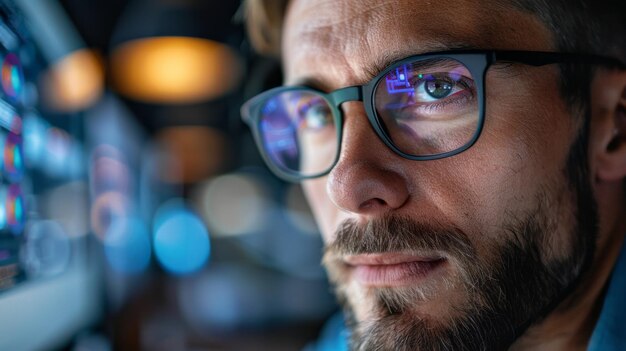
{"left": 322, "top": 125, "right": 598, "bottom": 350}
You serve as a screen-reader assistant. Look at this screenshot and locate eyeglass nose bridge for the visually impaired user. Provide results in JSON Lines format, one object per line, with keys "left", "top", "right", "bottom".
{"left": 326, "top": 85, "right": 387, "bottom": 144}
{"left": 328, "top": 86, "right": 363, "bottom": 107}
{"left": 326, "top": 85, "right": 389, "bottom": 153}
{"left": 324, "top": 84, "right": 396, "bottom": 169}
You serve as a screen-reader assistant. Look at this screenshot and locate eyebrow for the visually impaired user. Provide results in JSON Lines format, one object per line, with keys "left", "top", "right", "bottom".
{"left": 290, "top": 40, "right": 476, "bottom": 91}
{"left": 290, "top": 76, "right": 330, "bottom": 92}
{"left": 363, "top": 42, "right": 475, "bottom": 81}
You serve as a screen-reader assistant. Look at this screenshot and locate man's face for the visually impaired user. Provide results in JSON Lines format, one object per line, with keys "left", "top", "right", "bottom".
{"left": 283, "top": 0, "right": 598, "bottom": 349}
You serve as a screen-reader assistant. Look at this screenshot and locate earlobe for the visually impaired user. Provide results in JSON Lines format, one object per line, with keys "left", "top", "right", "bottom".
{"left": 594, "top": 70, "right": 626, "bottom": 182}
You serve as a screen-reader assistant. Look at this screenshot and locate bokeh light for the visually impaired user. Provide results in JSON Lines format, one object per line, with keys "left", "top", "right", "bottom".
{"left": 91, "top": 155, "right": 130, "bottom": 195}
{"left": 153, "top": 199, "right": 210, "bottom": 275}
{"left": 196, "top": 172, "right": 271, "bottom": 237}
{"left": 22, "top": 112, "right": 48, "bottom": 168}
{"left": 111, "top": 36, "right": 241, "bottom": 103}
{"left": 21, "top": 220, "right": 71, "bottom": 277}
{"left": 41, "top": 49, "right": 104, "bottom": 112}
{"left": 1, "top": 53, "right": 24, "bottom": 101}
{"left": 1, "top": 132, "right": 24, "bottom": 183}
{"left": 155, "top": 127, "right": 227, "bottom": 184}
{"left": 6, "top": 184, "right": 25, "bottom": 235}
{"left": 43, "top": 181, "right": 89, "bottom": 238}
{"left": 89, "top": 143, "right": 132, "bottom": 241}
{"left": 90, "top": 191, "right": 130, "bottom": 241}
{"left": 44, "top": 127, "right": 71, "bottom": 177}
{"left": 104, "top": 216, "right": 151, "bottom": 274}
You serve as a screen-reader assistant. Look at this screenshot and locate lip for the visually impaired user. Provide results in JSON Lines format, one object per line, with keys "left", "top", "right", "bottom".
{"left": 344, "top": 253, "right": 446, "bottom": 287}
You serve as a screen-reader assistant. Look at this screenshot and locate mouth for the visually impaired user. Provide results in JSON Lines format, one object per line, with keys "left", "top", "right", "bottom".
{"left": 343, "top": 253, "right": 446, "bottom": 287}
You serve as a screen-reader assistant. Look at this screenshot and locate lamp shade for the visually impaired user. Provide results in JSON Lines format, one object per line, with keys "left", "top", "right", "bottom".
{"left": 109, "top": 0, "right": 243, "bottom": 104}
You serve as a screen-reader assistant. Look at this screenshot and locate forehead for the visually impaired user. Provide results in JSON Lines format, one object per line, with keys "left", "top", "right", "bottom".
{"left": 282, "top": 0, "right": 554, "bottom": 86}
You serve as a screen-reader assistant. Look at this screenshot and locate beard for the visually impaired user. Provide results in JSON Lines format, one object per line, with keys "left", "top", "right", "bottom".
{"left": 322, "top": 125, "right": 598, "bottom": 350}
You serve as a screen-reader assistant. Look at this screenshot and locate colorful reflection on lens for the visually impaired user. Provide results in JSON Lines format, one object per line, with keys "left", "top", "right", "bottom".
{"left": 375, "top": 58, "right": 478, "bottom": 157}
{"left": 258, "top": 90, "right": 339, "bottom": 177}
{"left": 260, "top": 94, "right": 299, "bottom": 170}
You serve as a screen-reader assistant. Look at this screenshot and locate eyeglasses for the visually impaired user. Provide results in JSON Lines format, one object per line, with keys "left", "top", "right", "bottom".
{"left": 241, "top": 50, "right": 625, "bottom": 182}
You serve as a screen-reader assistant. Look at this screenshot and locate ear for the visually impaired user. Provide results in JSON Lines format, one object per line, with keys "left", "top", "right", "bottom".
{"left": 591, "top": 69, "right": 626, "bottom": 182}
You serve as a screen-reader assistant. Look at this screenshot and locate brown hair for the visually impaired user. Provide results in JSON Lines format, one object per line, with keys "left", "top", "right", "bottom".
{"left": 243, "top": 0, "right": 625, "bottom": 113}
{"left": 243, "top": 0, "right": 289, "bottom": 57}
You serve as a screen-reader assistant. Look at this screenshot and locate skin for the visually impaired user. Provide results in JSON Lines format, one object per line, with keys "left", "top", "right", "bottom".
{"left": 280, "top": 0, "right": 626, "bottom": 349}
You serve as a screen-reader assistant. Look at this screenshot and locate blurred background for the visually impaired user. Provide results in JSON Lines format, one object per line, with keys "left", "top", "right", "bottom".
{"left": 0, "top": 0, "right": 339, "bottom": 350}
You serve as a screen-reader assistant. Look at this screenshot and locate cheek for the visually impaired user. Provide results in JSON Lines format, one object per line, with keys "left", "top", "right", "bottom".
{"left": 421, "top": 71, "right": 577, "bottom": 240}
{"left": 480, "top": 71, "right": 573, "bottom": 192}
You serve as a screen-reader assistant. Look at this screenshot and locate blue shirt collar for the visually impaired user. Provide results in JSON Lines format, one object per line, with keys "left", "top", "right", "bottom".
{"left": 588, "top": 236, "right": 626, "bottom": 350}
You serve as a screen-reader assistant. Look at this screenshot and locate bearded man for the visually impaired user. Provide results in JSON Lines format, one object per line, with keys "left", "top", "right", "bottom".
{"left": 241, "top": 0, "right": 626, "bottom": 349}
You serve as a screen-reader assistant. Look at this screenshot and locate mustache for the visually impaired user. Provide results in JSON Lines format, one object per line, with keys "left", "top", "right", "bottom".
{"left": 324, "top": 216, "right": 476, "bottom": 260}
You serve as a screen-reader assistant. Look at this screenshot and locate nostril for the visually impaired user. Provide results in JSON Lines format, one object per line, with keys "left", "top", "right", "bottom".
{"left": 359, "top": 198, "right": 387, "bottom": 211}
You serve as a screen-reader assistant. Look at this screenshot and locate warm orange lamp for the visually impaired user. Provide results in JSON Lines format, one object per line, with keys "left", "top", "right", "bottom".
{"left": 41, "top": 49, "right": 104, "bottom": 112}
{"left": 15, "top": 0, "right": 105, "bottom": 112}
{"left": 108, "top": 0, "right": 243, "bottom": 104}
{"left": 110, "top": 36, "right": 241, "bottom": 104}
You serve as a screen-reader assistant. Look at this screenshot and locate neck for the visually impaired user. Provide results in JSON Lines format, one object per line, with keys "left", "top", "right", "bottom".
{"left": 510, "top": 205, "right": 626, "bottom": 351}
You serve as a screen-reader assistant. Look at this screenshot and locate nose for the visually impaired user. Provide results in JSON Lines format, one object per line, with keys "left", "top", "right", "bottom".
{"left": 327, "top": 102, "right": 410, "bottom": 216}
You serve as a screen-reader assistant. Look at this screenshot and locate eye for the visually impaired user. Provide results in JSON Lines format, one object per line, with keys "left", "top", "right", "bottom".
{"left": 297, "top": 100, "right": 333, "bottom": 131}
{"left": 414, "top": 74, "right": 466, "bottom": 102}
{"left": 424, "top": 79, "right": 453, "bottom": 99}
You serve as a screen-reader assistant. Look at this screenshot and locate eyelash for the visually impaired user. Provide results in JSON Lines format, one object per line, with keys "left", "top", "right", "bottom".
{"left": 388, "top": 79, "right": 476, "bottom": 122}
{"left": 417, "top": 90, "right": 474, "bottom": 114}
{"left": 410, "top": 77, "right": 475, "bottom": 106}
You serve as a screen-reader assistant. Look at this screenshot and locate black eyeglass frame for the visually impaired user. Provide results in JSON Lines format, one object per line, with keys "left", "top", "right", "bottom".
{"left": 241, "top": 50, "right": 626, "bottom": 182}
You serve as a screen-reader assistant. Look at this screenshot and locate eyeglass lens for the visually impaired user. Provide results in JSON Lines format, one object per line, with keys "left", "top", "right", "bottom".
{"left": 258, "top": 90, "right": 339, "bottom": 177}
{"left": 256, "top": 57, "right": 480, "bottom": 178}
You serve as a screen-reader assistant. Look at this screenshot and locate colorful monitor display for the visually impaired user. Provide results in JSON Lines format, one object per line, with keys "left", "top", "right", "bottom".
{"left": 0, "top": 0, "right": 86, "bottom": 293}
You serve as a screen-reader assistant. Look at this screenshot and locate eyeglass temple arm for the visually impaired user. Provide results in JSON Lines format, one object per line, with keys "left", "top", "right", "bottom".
{"left": 493, "top": 51, "right": 626, "bottom": 69}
